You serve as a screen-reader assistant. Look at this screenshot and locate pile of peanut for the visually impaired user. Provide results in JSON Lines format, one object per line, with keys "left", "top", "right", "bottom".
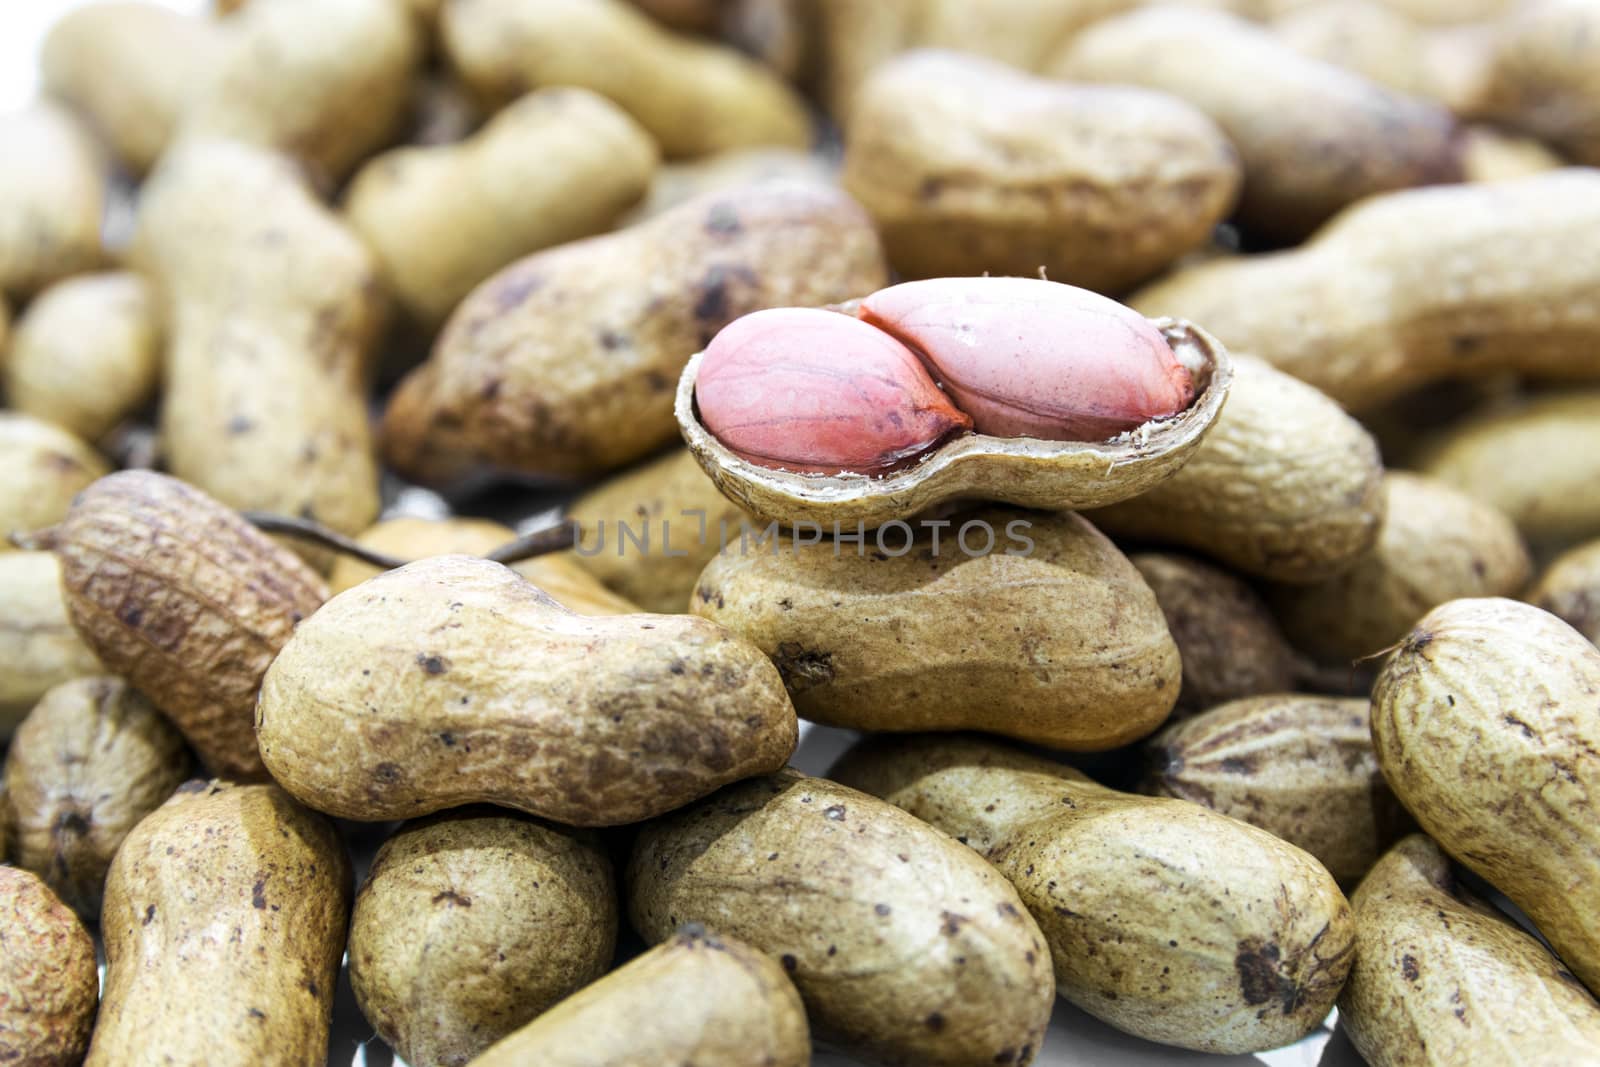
{"left": 2, "top": 2, "right": 1599, "bottom": 1066}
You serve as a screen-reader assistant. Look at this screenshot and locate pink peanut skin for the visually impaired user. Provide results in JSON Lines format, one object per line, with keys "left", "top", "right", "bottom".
{"left": 860, "top": 276, "right": 1196, "bottom": 441}
{"left": 695, "top": 307, "right": 971, "bottom": 474}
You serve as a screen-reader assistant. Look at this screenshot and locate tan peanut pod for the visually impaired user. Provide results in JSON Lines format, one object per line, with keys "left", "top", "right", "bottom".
{"left": 49, "top": 471, "right": 328, "bottom": 780}
{"left": 0, "top": 103, "right": 104, "bottom": 299}
{"left": 1459, "top": 124, "right": 1568, "bottom": 183}
{"left": 1372, "top": 597, "right": 1600, "bottom": 992}
{"left": 841, "top": 50, "right": 1240, "bottom": 292}
{"left": 1269, "top": 1, "right": 1501, "bottom": 113}
{"left": 469, "top": 926, "right": 810, "bottom": 1067}
{"left": 1268, "top": 0, "right": 1519, "bottom": 23}
{"left": 628, "top": 770, "right": 1054, "bottom": 1067}
{"left": 0, "top": 553, "right": 102, "bottom": 736}
{"left": 85, "top": 780, "right": 350, "bottom": 1067}
{"left": 1269, "top": 472, "right": 1531, "bottom": 663}
{"left": 679, "top": 319, "right": 1232, "bottom": 529}
{"left": 1475, "top": 0, "right": 1600, "bottom": 167}
{"left": 0, "top": 413, "right": 109, "bottom": 549}
{"left": 1340, "top": 834, "right": 1600, "bottom": 1067}
{"left": 134, "top": 138, "right": 384, "bottom": 549}
{"left": 3, "top": 676, "right": 191, "bottom": 919}
{"left": 832, "top": 734, "right": 1355, "bottom": 1053}
{"left": 1130, "top": 552, "right": 1307, "bottom": 712}
{"left": 41, "top": 2, "right": 223, "bottom": 175}
{"left": 1272, "top": 0, "right": 1436, "bottom": 99}
{"left": 326, "top": 516, "right": 637, "bottom": 614}
{"left": 4, "top": 272, "right": 162, "bottom": 442}
{"left": 1419, "top": 391, "right": 1600, "bottom": 549}
{"left": 1132, "top": 170, "right": 1600, "bottom": 410}
{"left": 1090, "top": 355, "right": 1386, "bottom": 582}
{"left": 813, "top": 0, "right": 1165, "bottom": 123}
{"left": 383, "top": 182, "right": 887, "bottom": 485}
{"left": 1530, "top": 538, "right": 1600, "bottom": 646}
{"left": 1052, "top": 7, "right": 1461, "bottom": 242}
{"left": 1144, "top": 694, "right": 1409, "bottom": 882}
{"left": 257, "top": 555, "right": 797, "bottom": 825}
{"left": 441, "top": 0, "right": 810, "bottom": 159}
{"left": 182, "top": 0, "right": 421, "bottom": 182}
{"left": 621, "top": 147, "right": 838, "bottom": 225}
{"left": 566, "top": 449, "right": 758, "bottom": 614}
{"left": 0, "top": 867, "right": 99, "bottom": 1067}
{"left": 345, "top": 88, "right": 658, "bottom": 330}
{"left": 350, "top": 809, "right": 618, "bottom": 1067}
{"left": 692, "top": 508, "right": 1181, "bottom": 750}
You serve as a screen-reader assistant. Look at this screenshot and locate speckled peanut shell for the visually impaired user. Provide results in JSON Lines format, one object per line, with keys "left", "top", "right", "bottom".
{"left": 1131, "top": 552, "right": 1308, "bottom": 714}
{"left": 0, "top": 104, "right": 104, "bottom": 299}
{"left": 0, "top": 867, "right": 99, "bottom": 1067}
{"left": 40, "top": 1, "right": 222, "bottom": 175}
{"left": 0, "top": 413, "right": 109, "bottom": 549}
{"left": 1132, "top": 170, "right": 1600, "bottom": 411}
{"left": 134, "top": 139, "right": 384, "bottom": 558}
{"left": 85, "top": 780, "right": 350, "bottom": 1067}
{"left": 832, "top": 734, "right": 1355, "bottom": 1054}
{"left": 325, "top": 517, "right": 637, "bottom": 615}
{"left": 691, "top": 507, "right": 1180, "bottom": 750}
{"left": 468, "top": 926, "right": 810, "bottom": 1067}
{"left": 842, "top": 50, "right": 1240, "bottom": 291}
{"left": 1475, "top": 0, "right": 1600, "bottom": 167}
{"left": 628, "top": 770, "right": 1055, "bottom": 1067}
{"left": 257, "top": 554, "right": 797, "bottom": 825}
{"left": 566, "top": 448, "right": 756, "bottom": 614}
{"left": 1269, "top": 472, "right": 1531, "bottom": 663}
{"left": 3, "top": 676, "right": 191, "bottom": 919}
{"left": 183, "top": 0, "right": 420, "bottom": 182}
{"left": 345, "top": 88, "right": 658, "bottom": 330}
{"left": 350, "top": 809, "right": 617, "bottom": 1067}
{"left": 1089, "top": 355, "right": 1386, "bottom": 583}
{"left": 1053, "top": 6, "right": 1460, "bottom": 242}
{"left": 1144, "top": 694, "right": 1409, "bottom": 883}
{"left": 1372, "top": 598, "right": 1600, "bottom": 993}
{"left": 0, "top": 553, "right": 102, "bottom": 737}
{"left": 1340, "top": 834, "right": 1600, "bottom": 1067}
{"left": 1530, "top": 538, "right": 1600, "bottom": 645}
{"left": 50, "top": 471, "right": 328, "bottom": 780}
{"left": 4, "top": 272, "right": 162, "bottom": 443}
{"left": 441, "top": 0, "right": 810, "bottom": 159}
{"left": 1419, "top": 391, "right": 1600, "bottom": 549}
{"left": 679, "top": 319, "right": 1231, "bottom": 529}
{"left": 383, "top": 182, "right": 888, "bottom": 486}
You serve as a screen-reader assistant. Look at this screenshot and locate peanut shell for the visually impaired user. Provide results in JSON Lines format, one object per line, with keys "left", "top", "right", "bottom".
{"left": 1372, "top": 597, "right": 1600, "bottom": 993}
{"left": 0, "top": 867, "right": 98, "bottom": 1067}
{"left": 51, "top": 471, "right": 328, "bottom": 780}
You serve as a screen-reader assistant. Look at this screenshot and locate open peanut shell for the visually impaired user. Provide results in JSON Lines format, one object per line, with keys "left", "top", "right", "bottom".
{"left": 675, "top": 317, "right": 1234, "bottom": 529}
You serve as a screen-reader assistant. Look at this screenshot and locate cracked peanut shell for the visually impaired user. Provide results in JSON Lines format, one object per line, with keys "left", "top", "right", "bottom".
{"left": 679, "top": 316, "right": 1230, "bottom": 529}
